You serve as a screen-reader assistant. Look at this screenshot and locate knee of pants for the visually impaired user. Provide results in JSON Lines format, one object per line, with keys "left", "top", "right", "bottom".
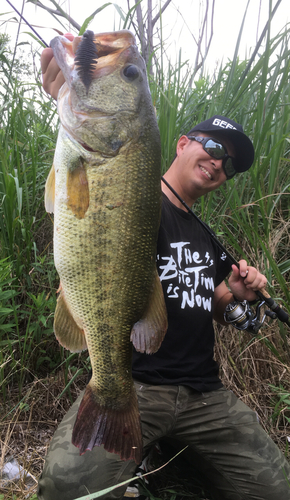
{"left": 38, "top": 440, "right": 137, "bottom": 500}
{"left": 37, "top": 392, "right": 137, "bottom": 500}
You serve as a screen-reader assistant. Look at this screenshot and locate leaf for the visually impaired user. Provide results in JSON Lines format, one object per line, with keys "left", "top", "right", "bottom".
{"left": 0, "top": 307, "right": 14, "bottom": 313}
{"left": 278, "top": 260, "right": 290, "bottom": 275}
{"left": 57, "top": 368, "right": 84, "bottom": 399}
{"left": 0, "top": 325, "right": 18, "bottom": 333}
{"left": 74, "top": 447, "right": 188, "bottom": 500}
{"left": 78, "top": 3, "right": 112, "bottom": 36}
{"left": 23, "top": 32, "right": 48, "bottom": 48}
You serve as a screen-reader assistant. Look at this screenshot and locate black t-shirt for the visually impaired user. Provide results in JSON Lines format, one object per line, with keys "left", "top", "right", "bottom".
{"left": 132, "top": 193, "right": 232, "bottom": 392}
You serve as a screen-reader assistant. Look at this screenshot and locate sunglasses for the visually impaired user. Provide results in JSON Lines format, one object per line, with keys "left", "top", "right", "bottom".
{"left": 187, "top": 136, "right": 236, "bottom": 179}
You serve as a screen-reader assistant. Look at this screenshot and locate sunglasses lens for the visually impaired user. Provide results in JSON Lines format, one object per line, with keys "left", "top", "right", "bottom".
{"left": 204, "top": 139, "right": 225, "bottom": 159}
{"left": 188, "top": 136, "right": 237, "bottom": 179}
{"left": 223, "top": 157, "right": 236, "bottom": 179}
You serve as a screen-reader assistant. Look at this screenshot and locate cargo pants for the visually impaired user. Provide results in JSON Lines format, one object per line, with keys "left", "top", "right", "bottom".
{"left": 37, "top": 382, "right": 290, "bottom": 500}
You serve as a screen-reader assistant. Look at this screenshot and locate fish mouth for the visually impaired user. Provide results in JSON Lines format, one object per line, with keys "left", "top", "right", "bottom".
{"left": 73, "top": 30, "right": 135, "bottom": 63}
{"left": 50, "top": 30, "right": 138, "bottom": 91}
{"left": 50, "top": 30, "right": 142, "bottom": 155}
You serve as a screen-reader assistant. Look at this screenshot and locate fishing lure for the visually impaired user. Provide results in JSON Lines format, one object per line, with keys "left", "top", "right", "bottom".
{"left": 74, "top": 30, "right": 98, "bottom": 93}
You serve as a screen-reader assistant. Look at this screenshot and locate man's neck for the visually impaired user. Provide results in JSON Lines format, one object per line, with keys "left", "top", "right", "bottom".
{"left": 161, "top": 173, "right": 197, "bottom": 211}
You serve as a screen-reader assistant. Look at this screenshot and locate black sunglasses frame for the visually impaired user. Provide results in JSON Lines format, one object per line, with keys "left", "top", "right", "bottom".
{"left": 187, "top": 135, "right": 236, "bottom": 179}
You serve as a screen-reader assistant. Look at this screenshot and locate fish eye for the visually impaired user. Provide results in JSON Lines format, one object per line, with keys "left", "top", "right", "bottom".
{"left": 123, "top": 65, "right": 139, "bottom": 81}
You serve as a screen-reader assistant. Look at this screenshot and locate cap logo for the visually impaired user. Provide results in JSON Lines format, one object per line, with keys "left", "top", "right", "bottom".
{"left": 212, "top": 118, "right": 237, "bottom": 130}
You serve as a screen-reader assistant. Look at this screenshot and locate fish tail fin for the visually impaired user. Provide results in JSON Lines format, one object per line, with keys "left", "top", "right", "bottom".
{"left": 72, "top": 383, "right": 143, "bottom": 463}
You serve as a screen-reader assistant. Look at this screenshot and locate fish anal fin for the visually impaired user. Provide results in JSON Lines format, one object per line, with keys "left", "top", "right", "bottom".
{"left": 72, "top": 383, "right": 143, "bottom": 463}
{"left": 45, "top": 164, "right": 55, "bottom": 213}
{"left": 131, "top": 269, "right": 168, "bottom": 354}
{"left": 54, "top": 290, "right": 87, "bottom": 352}
{"left": 67, "top": 160, "right": 89, "bottom": 219}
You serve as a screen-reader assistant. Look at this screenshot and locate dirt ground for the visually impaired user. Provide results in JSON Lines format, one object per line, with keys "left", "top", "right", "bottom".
{"left": 1, "top": 322, "right": 290, "bottom": 499}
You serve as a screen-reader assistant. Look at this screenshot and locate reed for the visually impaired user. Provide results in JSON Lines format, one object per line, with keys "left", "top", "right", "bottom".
{"left": 0, "top": 2, "right": 290, "bottom": 499}
{"left": 0, "top": 36, "right": 67, "bottom": 399}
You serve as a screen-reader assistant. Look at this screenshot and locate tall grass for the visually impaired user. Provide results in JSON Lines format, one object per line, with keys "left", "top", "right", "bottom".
{"left": 0, "top": 37, "right": 67, "bottom": 398}
{"left": 1, "top": 2, "right": 290, "bottom": 498}
{"left": 150, "top": 11, "right": 290, "bottom": 466}
{"left": 150, "top": 23, "right": 290, "bottom": 318}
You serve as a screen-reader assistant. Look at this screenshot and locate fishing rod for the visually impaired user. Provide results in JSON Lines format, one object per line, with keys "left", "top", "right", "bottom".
{"left": 161, "top": 176, "right": 290, "bottom": 333}
{"left": 6, "top": 0, "right": 48, "bottom": 47}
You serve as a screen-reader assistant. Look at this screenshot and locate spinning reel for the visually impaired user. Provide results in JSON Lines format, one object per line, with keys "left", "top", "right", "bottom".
{"left": 224, "top": 298, "right": 278, "bottom": 335}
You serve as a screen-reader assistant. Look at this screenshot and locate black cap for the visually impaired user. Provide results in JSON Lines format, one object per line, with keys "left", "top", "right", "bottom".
{"left": 187, "top": 115, "right": 255, "bottom": 173}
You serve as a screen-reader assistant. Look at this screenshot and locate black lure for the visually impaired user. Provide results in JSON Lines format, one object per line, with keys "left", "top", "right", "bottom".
{"left": 74, "top": 30, "right": 98, "bottom": 93}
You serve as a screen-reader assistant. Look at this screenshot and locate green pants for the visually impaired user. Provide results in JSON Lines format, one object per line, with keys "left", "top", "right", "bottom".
{"left": 37, "top": 382, "right": 290, "bottom": 500}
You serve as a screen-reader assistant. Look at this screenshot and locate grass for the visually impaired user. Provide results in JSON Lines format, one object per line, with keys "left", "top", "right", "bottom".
{"left": 1, "top": 1, "right": 290, "bottom": 499}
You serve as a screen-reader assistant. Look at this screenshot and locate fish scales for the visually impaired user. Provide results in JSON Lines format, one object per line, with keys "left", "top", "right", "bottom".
{"left": 45, "top": 30, "right": 167, "bottom": 463}
{"left": 55, "top": 131, "right": 161, "bottom": 394}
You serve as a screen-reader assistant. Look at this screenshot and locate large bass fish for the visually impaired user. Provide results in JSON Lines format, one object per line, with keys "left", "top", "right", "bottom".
{"left": 45, "top": 30, "right": 167, "bottom": 463}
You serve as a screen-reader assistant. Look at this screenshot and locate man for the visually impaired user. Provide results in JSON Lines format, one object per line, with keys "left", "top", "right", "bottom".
{"left": 38, "top": 43, "right": 290, "bottom": 500}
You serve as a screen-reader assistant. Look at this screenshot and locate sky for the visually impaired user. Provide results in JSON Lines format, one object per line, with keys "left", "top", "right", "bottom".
{"left": 2, "top": 0, "right": 289, "bottom": 73}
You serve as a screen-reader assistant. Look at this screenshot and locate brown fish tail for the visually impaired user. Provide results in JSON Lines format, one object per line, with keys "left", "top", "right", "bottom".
{"left": 72, "top": 384, "right": 143, "bottom": 463}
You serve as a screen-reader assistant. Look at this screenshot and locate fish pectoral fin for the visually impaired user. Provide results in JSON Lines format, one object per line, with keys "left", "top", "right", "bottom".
{"left": 45, "top": 164, "right": 55, "bottom": 213}
{"left": 67, "top": 160, "right": 89, "bottom": 219}
{"left": 131, "top": 268, "right": 168, "bottom": 354}
{"left": 54, "top": 290, "right": 87, "bottom": 352}
{"left": 72, "top": 383, "right": 143, "bottom": 463}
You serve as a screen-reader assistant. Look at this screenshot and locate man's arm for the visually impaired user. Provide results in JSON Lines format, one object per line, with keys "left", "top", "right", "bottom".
{"left": 213, "top": 259, "right": 267, "bottom": 325}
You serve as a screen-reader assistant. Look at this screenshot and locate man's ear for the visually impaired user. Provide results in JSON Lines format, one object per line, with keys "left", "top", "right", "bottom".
{"left": 176, "top": 135, "right": 190, "bottom": 156}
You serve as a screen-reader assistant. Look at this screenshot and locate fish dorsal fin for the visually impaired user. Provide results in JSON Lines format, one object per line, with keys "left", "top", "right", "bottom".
{"left": 54, "top": 289, "right": 87, "bottom": 352}
{"left": 45, "top": 164, "right": 55, "bottom": 213}
{"left": 131, "top": 269, "right": 168, "bottom": 354}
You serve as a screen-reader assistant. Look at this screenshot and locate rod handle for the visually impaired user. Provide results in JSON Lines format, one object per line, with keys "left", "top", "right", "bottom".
{"left": 256, "top": 289, "right": 290, "bottom": 327}
{"left": 260, "top": 287, "right": 271, "bottom": 299}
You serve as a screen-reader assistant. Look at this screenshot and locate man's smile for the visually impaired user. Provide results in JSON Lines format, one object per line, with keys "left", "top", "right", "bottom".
{"left": 199, "top": 165, "right": 213, "bottom": 180}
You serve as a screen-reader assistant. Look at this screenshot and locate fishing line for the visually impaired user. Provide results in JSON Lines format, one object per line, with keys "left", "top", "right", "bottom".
{"left": 161, "top": 176, "right": 290, "bottom": 328}
{"left": 6, "top": 0, "right": 48, "bottom": 47}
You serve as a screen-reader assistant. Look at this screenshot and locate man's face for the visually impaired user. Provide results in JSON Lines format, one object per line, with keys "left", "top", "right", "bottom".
{"left": 177, "top": 132, "right": 235, "bottom": 199}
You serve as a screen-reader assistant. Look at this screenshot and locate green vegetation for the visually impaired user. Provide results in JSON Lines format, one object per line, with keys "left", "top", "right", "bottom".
{"left": 0, "top": 1, "right": 290, "bottom": 499}
{"left": 0, "top": 33, "right": 63, "bottom": 399}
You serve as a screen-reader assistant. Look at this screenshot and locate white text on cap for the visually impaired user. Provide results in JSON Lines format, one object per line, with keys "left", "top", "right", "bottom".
{"left": 212, "top": 118, "right": 237, "bottom": 130}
